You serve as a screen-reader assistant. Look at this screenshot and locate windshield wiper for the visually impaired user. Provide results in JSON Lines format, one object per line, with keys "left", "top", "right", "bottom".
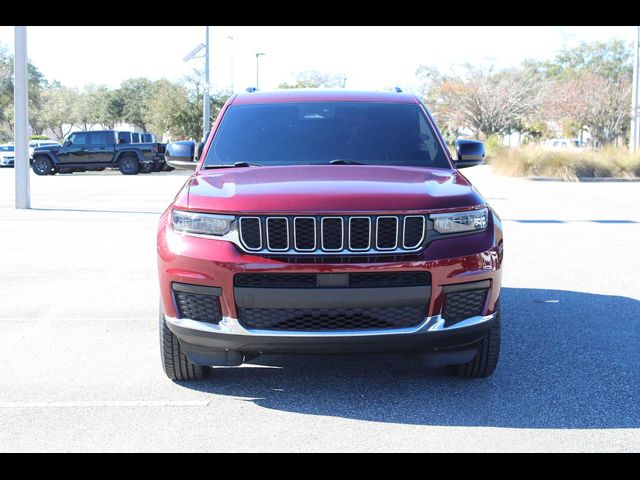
{"left": 329, "top": 159, "right": 367, "bottom": 165}
{"left": 204, "top": 161, "right": 261, "bottom": 169}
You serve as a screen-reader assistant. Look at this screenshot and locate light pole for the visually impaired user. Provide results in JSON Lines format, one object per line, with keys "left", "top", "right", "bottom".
{"left": 227, "top": 36, "right": 234, "bottom": 93}
{"left": 631, "top": 26, "right": 640, "bottom": 153}
{"left": 183, "top": 26, "right": 211, "bottom": 136}
{"left": 255, "top": 52, "right": 266, "bottom": 90}
{"left": 14, "top": 26, "right": 30, "bottom": 209}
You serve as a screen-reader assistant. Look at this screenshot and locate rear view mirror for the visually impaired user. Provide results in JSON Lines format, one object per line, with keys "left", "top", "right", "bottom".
{"left": 455, "top": 139, "right": 485, "bottom": 168}
{"left": 165, "top": 140, "right": 197, "bottom": 170}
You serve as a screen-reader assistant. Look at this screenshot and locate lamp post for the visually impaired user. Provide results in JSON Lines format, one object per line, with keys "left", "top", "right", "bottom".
{"left": 227, "top": 36, "right": 234, "bottom": 93}
{"left": 255, "top": 52, "right": 266, "bottom": 90}
{"left": 14, "top": 26, "right": 30, "bottom": 209}
{"left": 183, "top": 26, "right": 211, "bottom": 136}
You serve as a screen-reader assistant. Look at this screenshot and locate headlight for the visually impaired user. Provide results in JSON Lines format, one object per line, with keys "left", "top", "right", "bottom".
{"left": 431, "top": 208, "right": 488, "bottom": 234}
{"left": 172, "top": 210, "right": 235, "bottom": 236}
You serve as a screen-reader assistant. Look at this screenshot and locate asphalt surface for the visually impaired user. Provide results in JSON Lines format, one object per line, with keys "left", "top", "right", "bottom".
{"left": 0, "top": 165, "right": 638, "bottom": 452}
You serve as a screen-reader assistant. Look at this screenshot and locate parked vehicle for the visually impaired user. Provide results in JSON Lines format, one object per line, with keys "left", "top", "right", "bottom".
{"left": 542, "top": 138, "right": 587, "bottom": 150}
{"left": 31, "top": 130, "right": 164, "bottom": 176}
{"left": 158, "top": 89, "right": 503, "bottom": 381}
{"left": 0, "top": 144, "right": 14, "bottom": 167}
{"left": 117, "top": 131, "right": 167, "bottom": 172}
{"left": 28, "top": 139, "right": 60, "bottom": 159}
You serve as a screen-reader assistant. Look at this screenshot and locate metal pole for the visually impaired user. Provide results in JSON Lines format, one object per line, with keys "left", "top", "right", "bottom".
{"left": 203, "top": 26, "right": 211, "bottom": 135}
{"left": 14, "top": 26, "right": 30, "bottom": 209}
{"left": 228, "top": 36, "right": 234, "bottom": 93}
{"left": 256, "top": 53, "right": 260, "bottom": 90}
{"left": 631, "top": 26, "right": 640, "bottom": 153}
{"left": 255, "top": 53, "right": 265, "bottom": 90}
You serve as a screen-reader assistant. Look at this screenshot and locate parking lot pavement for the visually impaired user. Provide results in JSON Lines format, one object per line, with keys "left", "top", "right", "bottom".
{"left": 0, "top": 167, "right": 639, "bottom": 452}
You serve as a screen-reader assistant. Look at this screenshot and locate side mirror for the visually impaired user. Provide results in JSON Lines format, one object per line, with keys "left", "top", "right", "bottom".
{"left": 164, "top": 140, "right": 197, "bottom": 170}
{"left": 455, "top": 139, "right": 485, "bottom": 168}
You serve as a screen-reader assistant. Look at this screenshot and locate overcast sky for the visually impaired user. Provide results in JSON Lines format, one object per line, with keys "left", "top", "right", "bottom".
{"left": 0, "top": 26, "right": 634, "bottom": 93}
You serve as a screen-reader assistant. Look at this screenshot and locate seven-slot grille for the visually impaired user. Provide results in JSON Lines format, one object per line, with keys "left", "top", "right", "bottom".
{"left": 238, "top": 215, "right": 426, "bottom": 254}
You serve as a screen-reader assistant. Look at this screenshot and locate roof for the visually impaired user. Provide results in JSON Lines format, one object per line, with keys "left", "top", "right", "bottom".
{"left": 231, "top": 89, "right": 418, "bottom": 105}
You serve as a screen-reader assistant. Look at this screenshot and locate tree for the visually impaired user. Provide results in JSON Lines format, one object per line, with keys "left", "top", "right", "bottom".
{"left": 417, "top": 65, "right": 546, "bottom": 139}
{"left": 533, "top": 40, "right": 633, "bottom": 146}
{"left": 278, "top": 70, "right": 347, "bottom": 89}
{"left": 546, "top": 74, "right": 631, "bottom": 147}
{"left": 41, "top": 87, "right": 79, "bottom": 141}
{"left": 119, "top": 77, "right": 154, "bottom": 130}
{"left": 73, "top": 85, "right": 115, "bottom": 131}
{"left": 526, "top": 39, "right": 632, "bottom": 82}
{"left": 0, "top": 45, "right": 50, "bottom": 138}
{"left": 144, "top": 74, "right": 231, "bottom": 140}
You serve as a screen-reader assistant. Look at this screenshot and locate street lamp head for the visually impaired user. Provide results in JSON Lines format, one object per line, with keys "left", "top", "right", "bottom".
{"left": 183, "top": 43, "right": 206, "bottom": 62}
{"left": 256, "top": 52, "right": 266, "bottom": 57}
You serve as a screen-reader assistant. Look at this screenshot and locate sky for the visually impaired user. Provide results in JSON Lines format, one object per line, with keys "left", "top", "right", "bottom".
{"left": 0, "top": 26, "right": 634, "bottom": 93}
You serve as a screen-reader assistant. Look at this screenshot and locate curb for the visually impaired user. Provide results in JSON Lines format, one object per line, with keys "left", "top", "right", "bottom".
{"left": 526, "top": 176, "right": 640, "bottom": 183}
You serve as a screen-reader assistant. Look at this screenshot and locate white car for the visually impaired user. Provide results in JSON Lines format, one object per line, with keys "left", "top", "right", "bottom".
{"left": 542, "top": 138, "right": 588, "bottom": 150}
{"left": 29, "top": 139, "right": 60, "bottom": 159}
{"left": 0, "top": 144, "right": 15, "bottom": 167}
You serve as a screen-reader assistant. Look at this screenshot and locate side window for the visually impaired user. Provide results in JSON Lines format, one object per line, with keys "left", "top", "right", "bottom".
{"left": 73, "top": 133, "right": 88, "bottom": 146}
{"left": 89, "top": 132, "right": 107, "bottom": 145}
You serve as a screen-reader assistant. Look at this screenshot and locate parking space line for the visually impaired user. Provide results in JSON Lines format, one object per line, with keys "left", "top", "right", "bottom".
{"left": 0, "top": 400, "right": 211, "bottom": 408}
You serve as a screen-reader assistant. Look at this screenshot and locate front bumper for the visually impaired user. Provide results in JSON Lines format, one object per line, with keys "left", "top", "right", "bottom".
{"left": 157, "top": 208, "right": 503, "bottom": 365}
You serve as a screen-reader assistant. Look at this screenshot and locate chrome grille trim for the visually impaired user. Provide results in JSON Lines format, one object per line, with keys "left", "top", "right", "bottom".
{"left": 265, "top": 217, "right": 289, "bottom": 251}
{"left": 375, "top": 216, "right": 399, "bottom": 250}
{"left": 238, "top": 217, "right": 262, "bottom": 251}
{"left": 348, "top": 216, "right": 371, "bottom": 251}
{"left": 236, "top": 215, "right": 427, "bottom": 255}
{"left": 321, "top": 217, "right": 344, "bottom": 251}
{"left": 293, "top": 217, "right": 317, "bottom": 251}
{"left": 402, "top": 215, "right": 426, "bottom": 249}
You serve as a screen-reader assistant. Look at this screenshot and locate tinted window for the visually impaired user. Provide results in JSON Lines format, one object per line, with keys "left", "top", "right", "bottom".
{"left": 89, "top": 132, "right": 108, "bottom": 145}
{"left": 118, "top": 132, "right": 131, "bottom": 143}
{"left": 203, "top": 102, "right": 450, "bottom": 168}
{"left": 71, "top": 133, "right": 88, "bottom": 146}
{"left": 131, "top": 133, "right": 141, "bottom": 142}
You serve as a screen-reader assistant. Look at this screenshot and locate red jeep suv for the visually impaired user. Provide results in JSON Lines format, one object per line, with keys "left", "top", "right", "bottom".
{"left": 157, "top": 90, "right": 503, "bottom": 381}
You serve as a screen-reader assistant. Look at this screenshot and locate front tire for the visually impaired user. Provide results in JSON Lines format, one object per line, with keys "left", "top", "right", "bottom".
{"left": 118, "top": 155, "right": 140, "bottom": 175}
{"left": 32, "top": 156, "right": 54, "bottom": 176}
{"left": 159, "top": 306, "right": 210, "bottom": 381}
{"left": 448, "top": 303, "right": 501, "bottom": 378}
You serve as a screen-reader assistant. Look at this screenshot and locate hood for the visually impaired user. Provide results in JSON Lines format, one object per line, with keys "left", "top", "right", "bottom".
{"left": 183, "top": 165, "right": 485, "bottom": 213}
{"left": 34, "top": 145, "right": 61, "bottom": 153}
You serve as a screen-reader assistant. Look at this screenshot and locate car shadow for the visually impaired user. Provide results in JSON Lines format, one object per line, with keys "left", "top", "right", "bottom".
{"left": 177, "top": 287, "right": 640, "bottom": 429}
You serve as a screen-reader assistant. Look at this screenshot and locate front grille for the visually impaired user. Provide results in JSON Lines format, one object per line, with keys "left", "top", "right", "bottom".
{"left": 175, "top": 292, "right": 222, "bottom": 324}
{"left": 238, "top": 306, "right": 425, "bottom": 331}
{"left": 237, "top": 214, "right": 427, "bottom": 255}
{"left": 235, "top": 272, "right": 430, "bottom": 288}
{"left": 443, "top": 289, "right": 487, "bottom": 324}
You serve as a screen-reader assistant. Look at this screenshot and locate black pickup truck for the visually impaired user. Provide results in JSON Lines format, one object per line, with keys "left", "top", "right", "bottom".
{"left": 31, "top": 130, "right": 165, "bottom": 176}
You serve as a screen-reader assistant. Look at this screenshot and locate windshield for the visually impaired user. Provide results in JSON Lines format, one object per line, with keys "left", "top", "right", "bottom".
{"left": 203, "top": 102, "right": 451, "bottom": 168}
